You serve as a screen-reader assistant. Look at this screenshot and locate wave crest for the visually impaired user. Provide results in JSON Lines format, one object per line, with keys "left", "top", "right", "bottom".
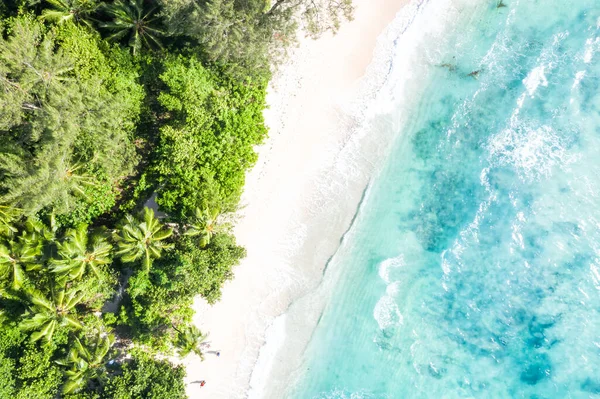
{"left": 488, "top": 124, "right": 577, "bottom": 181}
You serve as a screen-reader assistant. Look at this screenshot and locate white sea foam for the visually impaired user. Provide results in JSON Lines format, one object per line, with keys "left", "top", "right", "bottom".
{"left": 375, "top": 256, "right": 405, "bottom": 329}
{"left": 523, "top": 66, "right": 548, "bottom": 96}
{"left": 378, "top": 255, "right": 404, "bottom": 284}
{"left": 572, "top": 70, "right": 586, "bottom": 89}
{"left": 590, "top": 263, "right": 600, "bottom": 290}
{"left": 375, "top": 255, "right": 406, "bottom": 329}
{"left": 488, "top": 124, "right": 576, "bottom": 181}
{"left": 247, "top": 315, "right": 288, "bottom": 399}
{"left": 511, "top": 222, "right": 525, "bottom": 250}
{"left": 373, "top": 295, "right": 404, "bottom": 330}
{"left": 317, "top": 389, "right": 386, "bottom": 399}
{"left": 356, "top": 0, "right": 462, "bottom": 121}
{"left": 387, "top": 281, "right": 402, "bottom": 296}
{"left": 512, "top": 32, "right": 569, "bottom": 123}
{"left": 583, "top": 37, "right": 599, "bottom": 64}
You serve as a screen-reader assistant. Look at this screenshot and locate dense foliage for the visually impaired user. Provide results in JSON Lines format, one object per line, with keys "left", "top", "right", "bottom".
{"left": 0, "top": 0, "right": 353, "bottom": 396}
{"left": 101, "top": 351, "right": 187, "bottom": 399}
{"left": 154, "top": 54, "right": 268, "bottom": 215}
{"left": 0, "top": 17, "right": 142, "bottom": 218}
{"left": 121, "top": 233, "right": 244, "bottom": 344}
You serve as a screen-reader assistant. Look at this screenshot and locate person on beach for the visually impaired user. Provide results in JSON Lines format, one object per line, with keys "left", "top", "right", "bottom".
{"left": 200, "top": 380, "right": 206, "bottom": 387}
{"left": 216, "top": 351, "right": 221, "bottom": 357}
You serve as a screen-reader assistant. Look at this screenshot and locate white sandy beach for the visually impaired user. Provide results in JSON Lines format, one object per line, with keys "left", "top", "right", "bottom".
{"left": 183, "top": 1, "right": 410, "bottom": 397}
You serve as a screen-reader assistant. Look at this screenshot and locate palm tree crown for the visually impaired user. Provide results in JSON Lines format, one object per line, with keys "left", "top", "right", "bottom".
{"left": 174, "top": 324, "right": 208, "bottom": 360}
{"left": 41, "top": 0, "right": 100, "bottom": 27}
{"left": 184, "top": 206, "right": 222, "bottom": 248}
{"left": 115, "top": 207, "right": 173, "bottom": 273}
{"left": 0, "top": 228, "right": 43, "bottom": 290}
{"left": 19, "top": 285, "right": 84, "bottom": 343}
{"left": 51, "top": 224, "right": 112, "bottom": 280}
{"left": 101, "top": 0, "right": 164, "bottom": 55}
{"left": 57, "top": 333, "right": 114, "bottom": 394}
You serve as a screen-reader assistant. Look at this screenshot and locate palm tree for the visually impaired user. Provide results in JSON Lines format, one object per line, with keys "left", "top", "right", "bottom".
{"left": 57, "top": 333, "right": 114, "bottom": 394}
{"left": 184, "top": 207, "right": 222, "bottom": 248}
{"left": 0, "top": 231, "right": 43, "bottom": 290}
{"left": 173, "top": 324, "right": 208, "bottom": 360}
{"left": 41, "top": 0, "right": 100, "bottom": 26}
{"left": 59, "top": 162, "right": 99, "bottom": 206}
{"left": 115, "top": 207, "right": 173, "bottom": 273}
{"left": 51, "top": 224, "right": 112, "bottom": 280}
{"left": 19, "top": 286, "right": 84, "bottom": 343}
{"left": 101, "top": 0, "right": 164, "bottom": 55}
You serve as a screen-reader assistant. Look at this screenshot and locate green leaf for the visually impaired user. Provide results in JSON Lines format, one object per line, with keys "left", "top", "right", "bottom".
{"left": 12, "top": 263, "right": 25, "bottom": 290}
{"left": 63, "top": 316, "right": 83, "bottom": 329}
{"left": 62, "top": 378, "right": 83, "bottom": 394}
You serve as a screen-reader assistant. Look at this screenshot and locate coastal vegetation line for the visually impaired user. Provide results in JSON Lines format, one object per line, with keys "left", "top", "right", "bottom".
{"left": 0, "top": 0, "right": 353, "bottom": 397}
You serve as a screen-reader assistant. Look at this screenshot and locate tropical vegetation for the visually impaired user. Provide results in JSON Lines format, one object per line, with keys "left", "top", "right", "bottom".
{"left": 0, "top": 0, "right": 353, "bottom": 396}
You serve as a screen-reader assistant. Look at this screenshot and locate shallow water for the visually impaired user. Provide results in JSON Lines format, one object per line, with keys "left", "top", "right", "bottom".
{"left": 287, "top": 0, "right": 600, "bottom": 398}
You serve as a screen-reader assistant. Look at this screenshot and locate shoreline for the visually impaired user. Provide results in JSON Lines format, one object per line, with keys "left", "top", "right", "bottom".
{"left": 184, "top": 1, "right": 411, "bottom": 397}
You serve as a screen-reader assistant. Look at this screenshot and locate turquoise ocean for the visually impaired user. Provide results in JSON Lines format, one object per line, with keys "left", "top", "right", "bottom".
{"left": 285, "top": 0, "right": 600, "bottom": 398}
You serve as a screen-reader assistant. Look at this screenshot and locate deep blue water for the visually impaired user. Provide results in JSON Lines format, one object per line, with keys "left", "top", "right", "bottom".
{"left": 288, "top": 0, "right": 600, "bottom": 398}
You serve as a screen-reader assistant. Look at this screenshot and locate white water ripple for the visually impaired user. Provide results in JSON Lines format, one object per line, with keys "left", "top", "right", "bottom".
{"left": 377, "top": 255, "right": 404, "bottom": 284}
{"left": 374, "top": 257, "right": 405, "bottom": 329}
{"left": 373, "top": 294, "right": 404, "bottom": 330}
{"left": 488, "top": 124, "right": 577, "bottom": 181}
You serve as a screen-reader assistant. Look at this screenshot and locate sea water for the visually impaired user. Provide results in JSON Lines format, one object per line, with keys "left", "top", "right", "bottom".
{"left": 286, "top": 0, "right": 600, "bottom": 397}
